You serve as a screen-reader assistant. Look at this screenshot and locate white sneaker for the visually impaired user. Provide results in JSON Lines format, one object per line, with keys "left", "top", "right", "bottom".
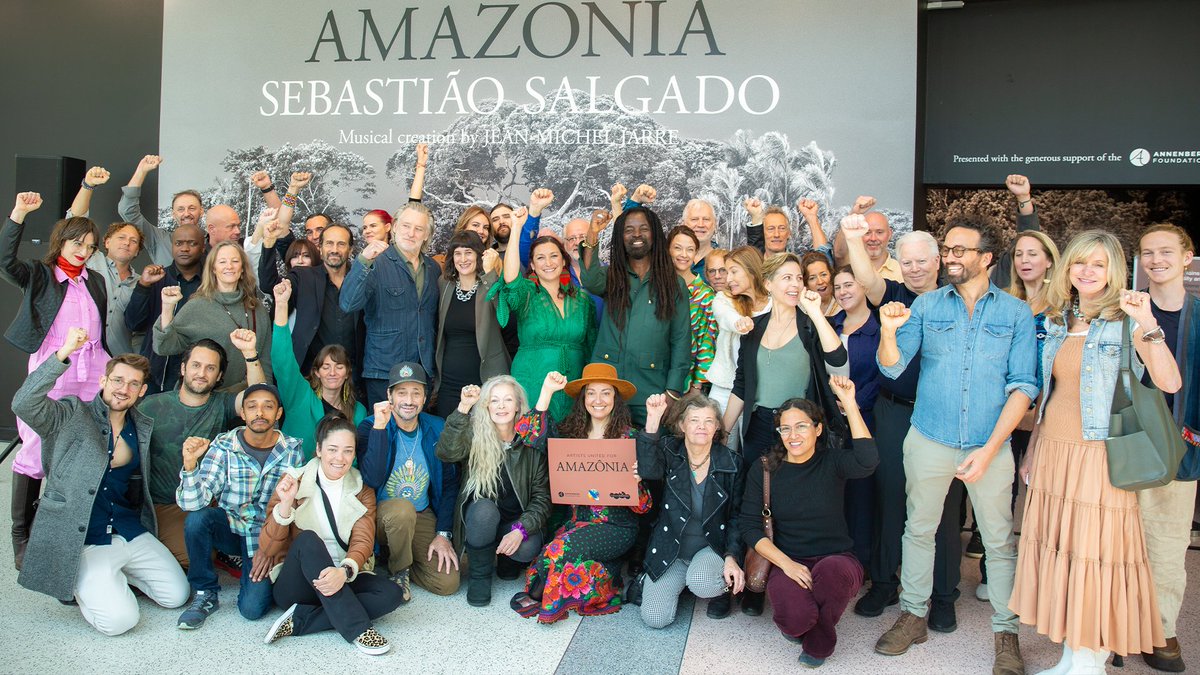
{"left": 1034, "top": 642, "right": 1072, "bottom": 675}
{"left": 975, "top": 583, "right": 989, "bottom": 601}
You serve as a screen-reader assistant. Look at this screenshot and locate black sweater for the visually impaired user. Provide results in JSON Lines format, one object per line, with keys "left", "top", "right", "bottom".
{"left": 740, "top": 438, "right": 878, "bottom": 560}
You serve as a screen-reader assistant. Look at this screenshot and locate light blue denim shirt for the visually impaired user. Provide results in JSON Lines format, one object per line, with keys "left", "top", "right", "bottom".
{"left": 879, "top": 282, "right": 1039, "bottom": 449}
{"left": 1036, "top": 316, "right": 1143, "bottom": 441}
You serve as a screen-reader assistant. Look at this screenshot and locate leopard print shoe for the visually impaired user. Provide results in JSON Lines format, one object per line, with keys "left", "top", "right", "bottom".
{"left": 263, "top": 604, "right": 297, "bottom": 645}
{"left": 355, "top": 627, "right": 391, "bottom": 656}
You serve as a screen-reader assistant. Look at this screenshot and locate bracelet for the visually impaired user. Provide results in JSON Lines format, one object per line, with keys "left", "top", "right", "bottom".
{"left": 1016, "top": 198, "right": 1032, "bottom": 208}
{"left": 282, "top": 192, "right": 298, "bottom": 208}
{"left": 259, "top": 184, "right": 274, "bottom": 194}
{"left": 1141, "top": 326, "right": 1167, "bottom": 344}
{"left": 511, "top": 522, "right": 529, "bottom": 542}
{"left": 665, "top": 390, "right": 680, "bottom": 401}
{"left": 580, "top": 239, "right": 596, "bottom": 249}
{"left": 81, "top": 180, "right": 95, "bottom": 191}
{"left": 245, "top": 353, "right": 260, "bottom": 363}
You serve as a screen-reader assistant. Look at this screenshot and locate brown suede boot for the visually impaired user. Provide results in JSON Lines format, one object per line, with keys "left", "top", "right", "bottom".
{"left": 1143, "top": 636, "right": 1185, "bottom": 673}
{"left": 875, "top": 611, "right": 929, "bottom": 656}
{"left": 992, "top": 631, "right": 1025, "bottom": 675}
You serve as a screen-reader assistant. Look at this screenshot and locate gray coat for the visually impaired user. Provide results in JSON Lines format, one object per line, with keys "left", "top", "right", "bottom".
{"left": 12, "top": 356, "right": 157, "bottom": 601}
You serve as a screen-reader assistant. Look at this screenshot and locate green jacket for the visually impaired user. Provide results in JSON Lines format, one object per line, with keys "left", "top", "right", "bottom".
{"left": 272, "top": 323, "right": 367, "bottom": 461}
{"left": 435, "top": 410, "right": 551, "bottom": 553}
{"left": 579, "top": 256, "right": 692, "bottom": 423}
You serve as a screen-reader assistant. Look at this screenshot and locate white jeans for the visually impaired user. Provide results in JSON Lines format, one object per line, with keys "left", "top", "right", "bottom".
{"left": 75, "top": 533, "right": 190, "bottom": 636}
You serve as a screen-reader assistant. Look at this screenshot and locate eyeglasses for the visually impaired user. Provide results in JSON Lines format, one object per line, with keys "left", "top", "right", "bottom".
{"left": 106, "top": 376, "right": 144, "bottom": 390}
{"left": 939, "top": 245, "right": 983, "bottom": 258}
{"left": 776, "top": 423, "right": 814, "bottom": 436}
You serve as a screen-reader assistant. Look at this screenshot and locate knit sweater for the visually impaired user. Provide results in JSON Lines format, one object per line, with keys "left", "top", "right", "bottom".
{"left": 153, "top": 289, "right": 273, "bottom": 391}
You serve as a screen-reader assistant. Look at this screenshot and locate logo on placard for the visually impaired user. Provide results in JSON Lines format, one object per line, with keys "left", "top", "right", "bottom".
{"left": 587, "top": 489, "right": 600, "bottom": 501}
{"left": 1129, "top": 148, "right": 1151, "bottom": 167}
{"left": 608, "top": 491, "right": 631, "bottom": 500}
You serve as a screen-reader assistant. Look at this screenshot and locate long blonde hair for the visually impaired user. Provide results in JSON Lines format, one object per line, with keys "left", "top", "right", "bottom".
{"left": 1005, "top": 231, "right": 1060, "bottom": 314}
{"left": 195, "top": 240, "right": 259, "bottom": 312}
{"left": 1044, "top": 230, "right": 1126, "bottom": 325}
{"left": 723, "top": 246, "right": 768, "bottom": 317}
{"left": 462, "top": 375, "right": 529, "bottom": 501}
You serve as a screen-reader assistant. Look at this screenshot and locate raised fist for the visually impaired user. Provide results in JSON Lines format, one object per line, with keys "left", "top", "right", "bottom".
{"left": 274, "top": 472, "right": 300, "bottom": 505}
{"left": 1005, "top": 174, "right": 1031, "bottom": 200}
{"left": 828, "top": 375, "right": 857, "bottom": 403}
{"left": 797, "top": 288, "right": 823, "bottom": 315}
{"left": 12, "top": 192, "right": 43, "bottom": 216}
{"left": 840, "top": 214, "right": 869, "bottom": 240}
{"left": 850, "top": 195, "right": 877, "bottom": 215}
{"left": 610, "top": 183, "right": 628, "bottom": 206}
{"left": 250, "top": 171, "right": 272, "bottom": 190}
{"left": 734, "top": 316, "right": 754, "bottom": 334}
{"left": 85, "top": 167, "right": 111, "bottom": 187}
{"left": 272, "top": 279, "right": 293, "bottom": 305}
{"left": 257, "top": 206, "right": 279, "bottom": 230}
{"left": 878, "top": 301, "right": 911, "bottom": 332}
{"left": 481, "top": 247, "right": 500, "bottom": 274}
{"left": 528, "top": 188, "right": 554, "bottom": 217}
{"left": 542, "top": 371, "right": 567, "bottom": 393}
{"left": 137, "top": 155, "right": 162, "bottom": 173}
{"left": 289, "top": 172, "right": 313, "bottom": 191}
{"left": 60, "top": 327, "right": 89, "bottom": 356}
{"left": 415, "top": 143, "right": 429, "bottom": 167}
{"left": 161, "top": 285, "right": 183, "bottom": 307}
{"left": 743, "top": 198, "right": 764, "bottom": 224}
{"left": 361, "top": 240, "right": 389, "bottom": 261}
{"left": 229, "top": 328, "right": 257, "bottom": 355}
{"left": 139, "top": 264, "right": 167, "bottom": 287}
{"left": 512, "top": 206, "right": 528, "bottom": 230}
{"left": 644, "top": 393, "right": 669, "bottom": 421}
{"left": 589, "top": 209, "right": 612, "bottom": 236}
{"left": 458, "top": 384, "right": 481, "bottom": 413}
{"left": 631, "top": 184, "right": 657, "bottom": 205}
{"left": 796, "top": 198, "right": 819, "bottom": 221}
{"left": 181, "top": 436, "right": 211, "bottom": 472}
{"left": 373, "top": 401, "right": 394, "bottom": 428}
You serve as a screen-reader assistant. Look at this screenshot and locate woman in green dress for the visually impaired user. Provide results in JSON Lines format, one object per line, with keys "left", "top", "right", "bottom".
{"left": 487, "top": 192, "right": 596, "bottom": 421}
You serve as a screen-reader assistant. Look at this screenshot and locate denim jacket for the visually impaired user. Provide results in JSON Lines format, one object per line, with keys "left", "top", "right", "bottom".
{"left": 880, "top": 283, "right": 1039, "bottom": 449}
{"left": 1037, "top": 316, "right": 1145, "bottom": 441}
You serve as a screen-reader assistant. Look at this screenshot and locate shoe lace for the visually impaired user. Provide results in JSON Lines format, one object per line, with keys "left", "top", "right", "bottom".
{"left": 188, "top": 592, "right": 212, "bottom": 610}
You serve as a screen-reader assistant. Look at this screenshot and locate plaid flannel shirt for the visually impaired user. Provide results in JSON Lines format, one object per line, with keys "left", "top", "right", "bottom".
{"left": 176, "top": 428, "right": 303, "bottom": 558}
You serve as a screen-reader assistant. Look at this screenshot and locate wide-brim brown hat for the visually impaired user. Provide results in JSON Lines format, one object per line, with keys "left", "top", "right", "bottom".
{"left": 565, "top": 363, "right": 637, "bottom": 400}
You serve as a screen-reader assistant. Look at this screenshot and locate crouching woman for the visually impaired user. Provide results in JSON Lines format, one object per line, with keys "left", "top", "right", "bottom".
{"left": 256, "top": 415, "right": 405, "bottom": 655}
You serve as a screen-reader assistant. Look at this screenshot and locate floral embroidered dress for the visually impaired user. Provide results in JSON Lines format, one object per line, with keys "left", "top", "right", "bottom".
{"left": 514, "top": 409, "right": 651, "bottom": 623}
{"left": 686, "top": 275, "right": 718, "bottom": 390}
{"left": 488, "top": 274, "right": 596, "bottom": 421}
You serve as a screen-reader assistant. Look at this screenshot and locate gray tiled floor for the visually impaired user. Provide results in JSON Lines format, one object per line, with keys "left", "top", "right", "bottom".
{"left": 1, "top": 466, "right": 1196, "bottom": 673}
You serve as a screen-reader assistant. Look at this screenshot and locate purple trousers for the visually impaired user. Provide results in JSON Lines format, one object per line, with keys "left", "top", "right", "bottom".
{"left": 767, "top": 552, "right": 863, "bottom": 659}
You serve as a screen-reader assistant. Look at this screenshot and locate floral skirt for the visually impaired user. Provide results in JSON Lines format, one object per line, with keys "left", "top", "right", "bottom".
{"left": 519, "top": 520, "right": 637, "bottom": 624}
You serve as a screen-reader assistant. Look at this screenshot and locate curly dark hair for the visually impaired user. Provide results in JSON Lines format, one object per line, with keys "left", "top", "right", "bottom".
{"left": 763, "top": 398, "right": 825, "bottom": 472}
{"left": 556, "top": 384, "right": 634, "bottom": 439}
{"left": 605, "top": 207, "right": 681, "bottom": 330}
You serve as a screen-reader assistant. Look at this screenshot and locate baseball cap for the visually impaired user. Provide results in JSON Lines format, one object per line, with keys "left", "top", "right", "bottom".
{"left": 388, "top": 362, "right": 428, "bottom": 390}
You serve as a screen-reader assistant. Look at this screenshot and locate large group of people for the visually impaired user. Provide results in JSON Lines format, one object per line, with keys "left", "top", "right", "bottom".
{"left": 3, "top": 153, "right": 1196, "bottom": 675}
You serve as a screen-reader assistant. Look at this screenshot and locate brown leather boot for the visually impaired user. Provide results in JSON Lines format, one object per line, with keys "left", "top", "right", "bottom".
{"left": 875, "top": 611, "right": 929, "bottom": 656}
{"left": 1143, "top": 636, "right": 1185, "bottom": 673}
{"left": 992, "top": 631, "right": 1025, "bottom": 675}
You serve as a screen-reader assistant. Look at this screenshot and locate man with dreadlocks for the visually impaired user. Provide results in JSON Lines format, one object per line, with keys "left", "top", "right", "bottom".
{"left": 579, "top": 201, "right": 691, "bottom": 426}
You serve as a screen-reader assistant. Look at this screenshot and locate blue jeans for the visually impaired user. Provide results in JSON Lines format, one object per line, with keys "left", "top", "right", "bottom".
{"left": 183, "top": 506, "right": 274, "bottom": 620}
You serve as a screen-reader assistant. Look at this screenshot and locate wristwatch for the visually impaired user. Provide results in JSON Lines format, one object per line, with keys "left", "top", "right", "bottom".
{"left": 1141, "top": 325, "right": 1167, "bottom": 343}
{"left": 437, "top": 530, "right": 452, "bottom": 540}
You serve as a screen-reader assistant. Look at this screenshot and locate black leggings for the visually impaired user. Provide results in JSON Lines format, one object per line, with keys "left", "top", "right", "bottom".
{"left": 463, "top": 498, "right": 543, "bottom": 561}
{"left": 272, "top": 530, "right": 405, "bottom": 643}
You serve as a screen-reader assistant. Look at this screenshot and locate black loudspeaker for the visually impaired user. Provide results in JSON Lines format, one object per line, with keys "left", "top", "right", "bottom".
{"left": 14, "top": 155, "right": 86, "bottom": 249}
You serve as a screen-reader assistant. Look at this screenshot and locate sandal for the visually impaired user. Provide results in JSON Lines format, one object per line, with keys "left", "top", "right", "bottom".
{"left": 510, "top": 592, "right": 541, "bottom": 617}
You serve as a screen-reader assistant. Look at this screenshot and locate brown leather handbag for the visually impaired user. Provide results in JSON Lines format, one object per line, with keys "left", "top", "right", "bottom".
{"left": 743, "top": 456, "right": 774, "bottom": 593}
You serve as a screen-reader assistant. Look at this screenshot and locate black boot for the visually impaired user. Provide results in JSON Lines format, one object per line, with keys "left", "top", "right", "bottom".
{"left": 706, "top": 590, "right": 733, "bottom": 619}
{"left": 10, "top": 474, "right": 40, "bottom": 572}
{"left": 624, "top": 574, "right": 644, "bottom": 606}
{"left": 496, "top": 554, "right": 526, "bottom": 580}
{"left": 466, "top": 545, "right": 496, "bottom": 607}
{"left": 740, "top": 589, "right": 765, "bottom": 616}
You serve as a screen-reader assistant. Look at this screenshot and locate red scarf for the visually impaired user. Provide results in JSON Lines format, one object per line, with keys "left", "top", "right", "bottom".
{"left": 56, "top": 256, "right": 85, "bottom": 280}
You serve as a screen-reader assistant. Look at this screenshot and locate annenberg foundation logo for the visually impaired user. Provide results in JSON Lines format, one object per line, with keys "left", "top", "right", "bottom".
{"left": 1129, "top": 148, "right": 1151, "bottom": 167}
